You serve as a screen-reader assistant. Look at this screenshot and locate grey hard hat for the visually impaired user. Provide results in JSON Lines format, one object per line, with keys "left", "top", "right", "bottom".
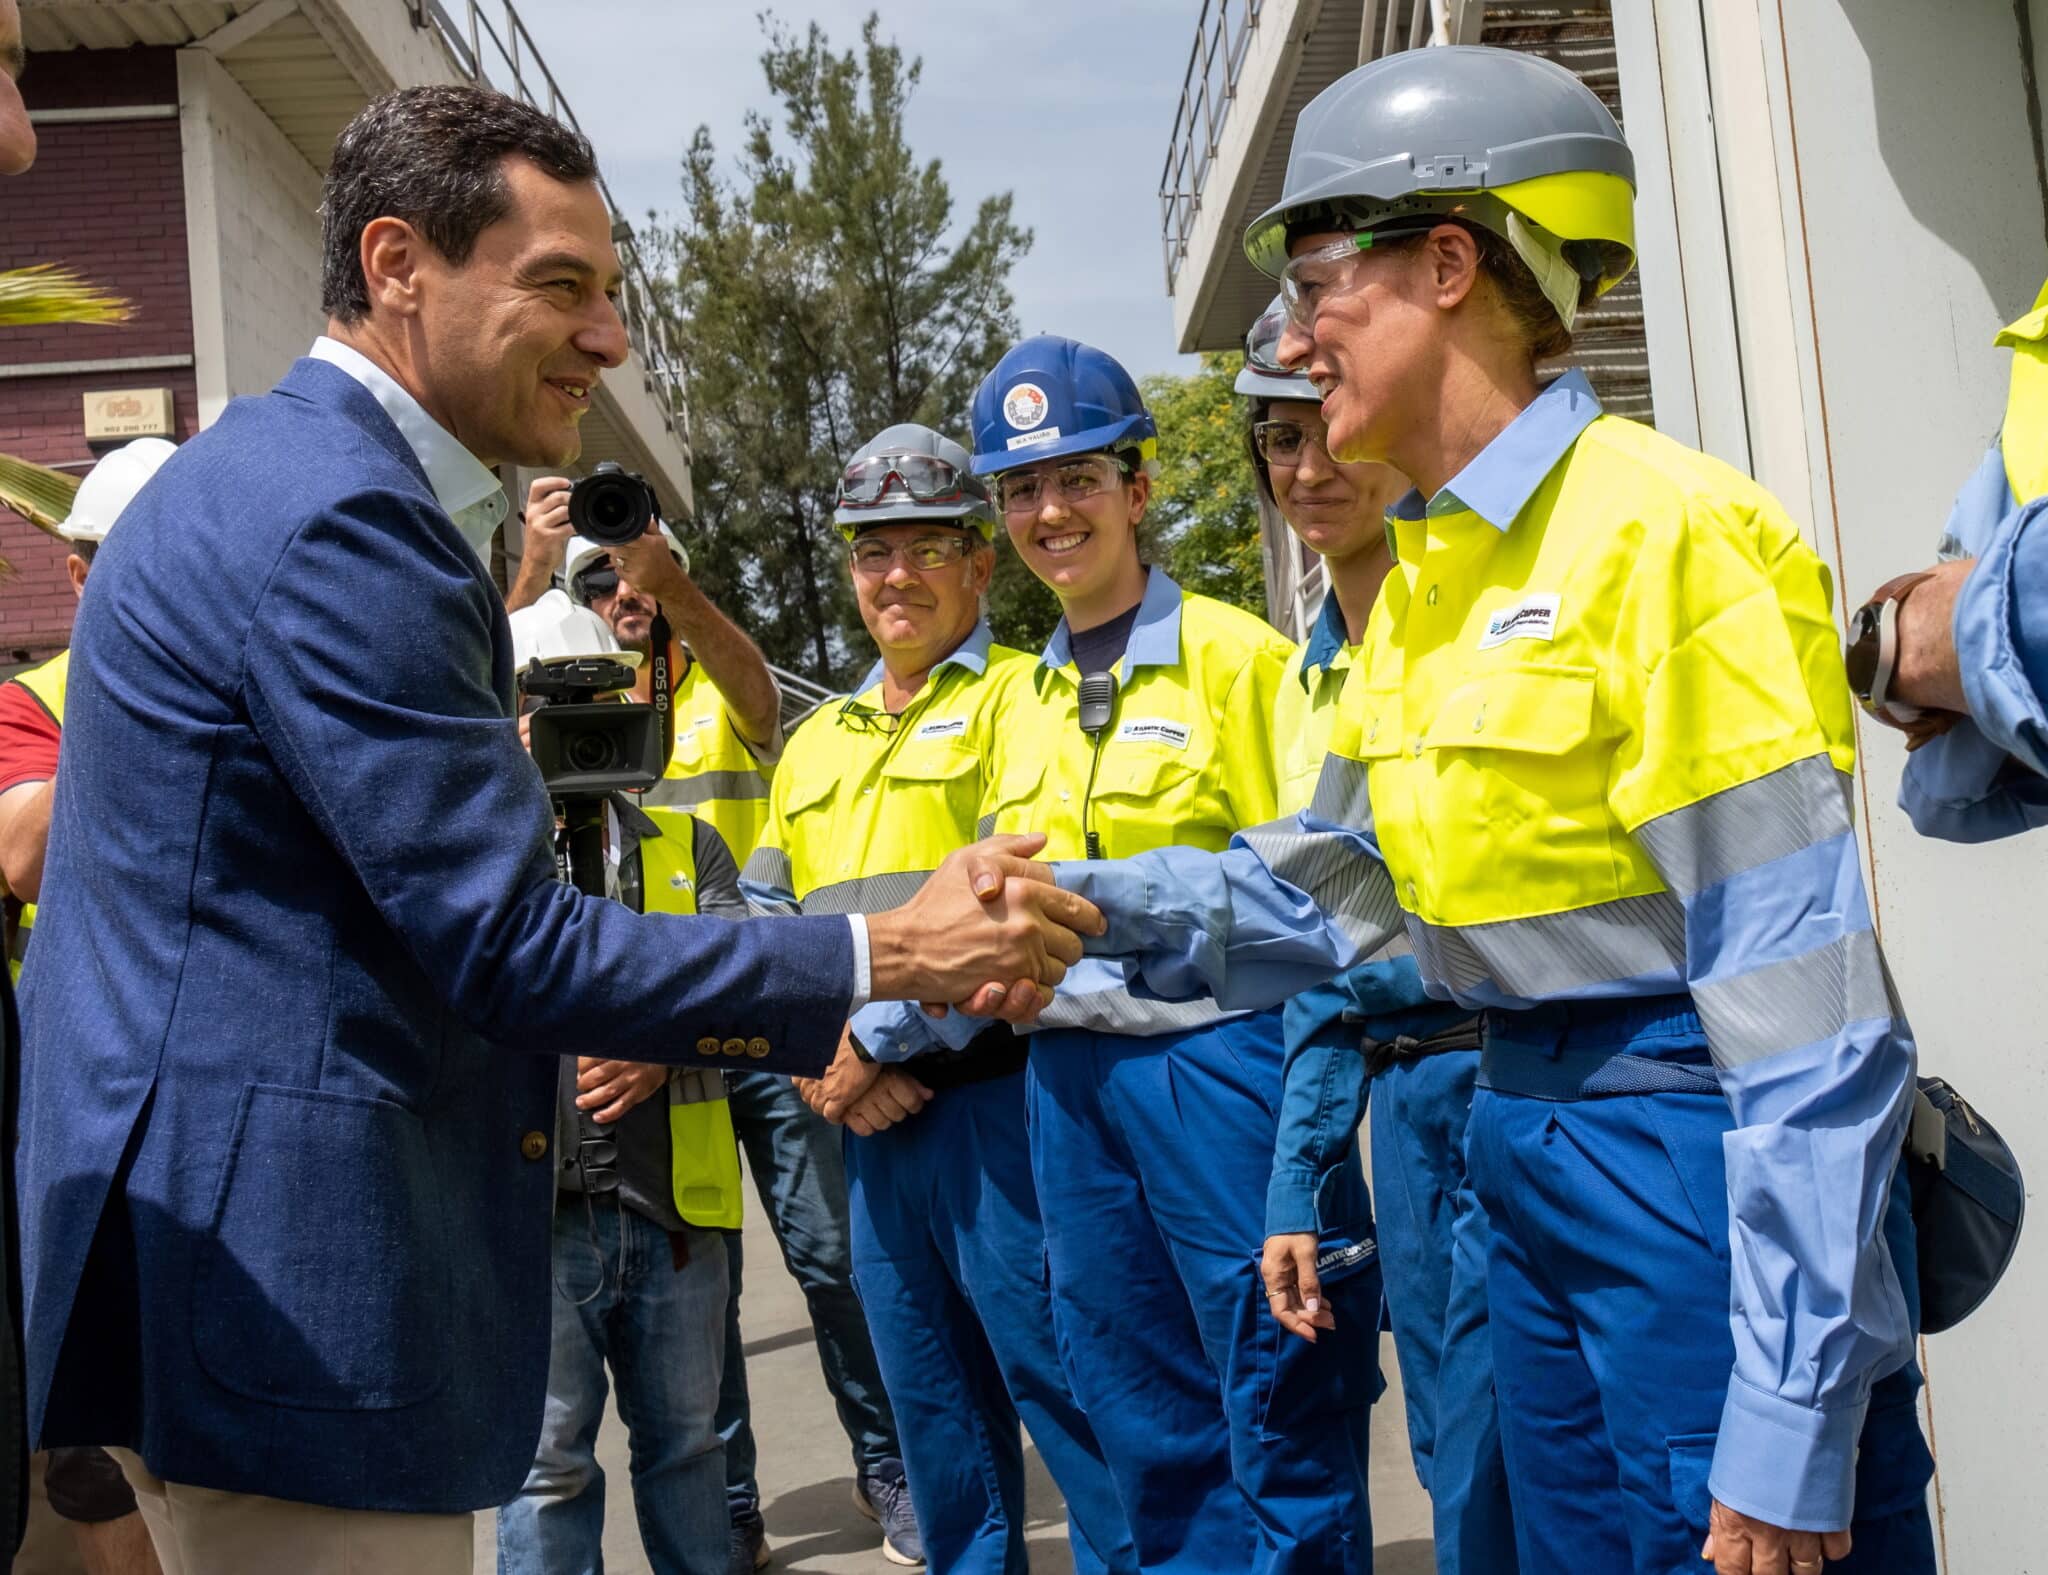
{"left": 834, "top": 422, "right": 997, "bottom": 539}
{"left": 1243, "top": 45, "right": 1637, "bottom": 315}
{"left": 1234, "top": 296, "right": 1314, "bottom": 401}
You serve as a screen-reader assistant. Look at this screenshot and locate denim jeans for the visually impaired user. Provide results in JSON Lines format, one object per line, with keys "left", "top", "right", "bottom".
{"left": 716, "top": 1070, "right": 901, "bottom": 1518}
{"left": 498, "top": 1201, "right": 730, "bottom": 1575}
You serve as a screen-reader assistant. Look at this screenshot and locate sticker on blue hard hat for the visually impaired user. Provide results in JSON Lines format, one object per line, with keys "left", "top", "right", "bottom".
{"left": 1005, "top": 427, "right": 1061, "bottom": 452}
{"left": 1002, "top": 382, "right": 1050, "bottom": 432}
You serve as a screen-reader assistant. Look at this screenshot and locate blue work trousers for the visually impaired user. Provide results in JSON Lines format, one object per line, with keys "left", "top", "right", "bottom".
{"left": 1367, "top": 1050, "right": 1517, "bottom": 1575}
{"left": 717, "top": 1070, "right": 901, "bottom": 1520}
{"left": 843, "top": 1069, "right": 1136, "bottom": 1575}
{"left": 1467, "top": 1005, "right": 1937, "bottom": 1575}
{"left": 498, "top": 1201, "right": 731, "bottom": 1575}
{"left": 1028, "top": 1011, "right": 1380, "bottom": 1575}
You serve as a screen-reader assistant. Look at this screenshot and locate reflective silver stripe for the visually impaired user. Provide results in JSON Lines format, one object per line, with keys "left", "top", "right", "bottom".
{"left": 1691, "top": 928, "right": 1898, "bottom": 1068}
{"left": 645, "top": 770, "right": 770, "bottom": 808}
{"left": 1307, "top": 752, "right": 1373, "bottom": 831}
{"left": 799, "top": 868, "right": 934, "bottom": 916}
{"left": 975, "top": 813, "right": 996, "bottom": 840}
{"left": 1410, "top": 891, "right": 1688, "bottom": 1000}
{"left": 1632, "top": 755, "right": 1854, "bottom": 898}
{"left": 1035, "top": 990, "right": 1235, "bottom": 1036}
{"left": 670, "top": 1067, "right": 730, "bottom": 1106}
{"left": 741, "top": 846, "right": 793, "bottom": 895}
{"left": 1236, "top": 820, "right": 1403, "bottom": 957}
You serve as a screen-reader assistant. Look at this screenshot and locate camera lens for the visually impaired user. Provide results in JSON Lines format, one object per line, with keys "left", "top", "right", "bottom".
{"left": 570, "top": 464, "right": 655, "bottom": 546}
{"left": 565, "top": 731, "right": 622, "bottom": 774}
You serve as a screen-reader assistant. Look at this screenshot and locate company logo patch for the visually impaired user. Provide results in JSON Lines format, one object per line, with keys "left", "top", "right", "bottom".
{"left": 1317, "top": 1239, "right": 1377, "bottom": 1273}
{"left": 914, "top": 717, "right": 968, "bottom": 740}
{"left": 1004, "top": 426, "right": 1061, "bottom": 452}
{"left": 1117, "top": 717, "right": 1191, "bottom": 749}
{"left": 1477, "top": 593, "right": 1561, "bottom": 650}
{"left": 1002, "top": 381, "right": 1050, "bottom": 431}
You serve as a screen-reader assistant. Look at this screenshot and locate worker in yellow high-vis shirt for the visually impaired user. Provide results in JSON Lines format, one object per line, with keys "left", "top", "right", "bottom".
{"left": 1034, "top": 45, "right": 1937, "bottom": 1575}
{"left": 746, "top": 422, "right": 1132, "bottom": 1575}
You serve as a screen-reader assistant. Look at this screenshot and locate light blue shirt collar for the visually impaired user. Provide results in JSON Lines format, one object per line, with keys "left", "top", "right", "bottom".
{"left": 1297, "top": 590, "right": 1349, "bottom": 689}
{"left": 1389, "top": 368, "right": 1603, "bottom": 533}
{"left": 853, "top": 617, "right": 994, "bottom": 699}
{"left": 1040, "top": 565, "right": 1184, "bottom": 678}
{"left": 309, "top": 336, "right": 510, "bottom": 558}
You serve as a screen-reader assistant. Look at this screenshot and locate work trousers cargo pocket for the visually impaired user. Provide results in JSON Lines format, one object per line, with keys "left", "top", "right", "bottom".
{"left": 1254, "top": 1234, "right": 1385, "bottom": 1439}
{"left": 192, "top": 1084, "right": 451, "bottom": 1409}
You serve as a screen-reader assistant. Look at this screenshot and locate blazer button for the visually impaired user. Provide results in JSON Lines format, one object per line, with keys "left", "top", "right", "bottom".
{"left": 746, "top": 1036, "right": 771, "bottom": 1059}
{"left": 520, "top": 1130, "right": 549, "bottom": 1161}
{"left": 722, "top": 1037, "right": 748, "bottom": 1057}
{"left": 696, "top": 1036, "right": 721, "bottom": 1057}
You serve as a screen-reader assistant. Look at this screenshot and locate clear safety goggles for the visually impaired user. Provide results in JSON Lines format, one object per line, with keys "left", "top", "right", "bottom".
{"left": 993, "top": 454, "right": 1131, "bottom": 515}
{"left": 847, "top": 533, "right": 978, "bottom": 574}
{"left": 1243, "top": 302, "right": 1292, "bottom": 375}
{"left": 1251, "top": 418, "right": 1333, "bottom": 467}
{"left": 1277, "top": 220, "right": 1438, "bottom": 330}
{"left": 837, "top": 451, "right": 981, "bottom": 509}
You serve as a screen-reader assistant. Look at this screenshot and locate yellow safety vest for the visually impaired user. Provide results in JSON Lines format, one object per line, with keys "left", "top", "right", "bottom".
{"left": 1274, "top": 613, "right": 1356, "bottom": 818}
{"left": 746, "top": 634, "right": 1035, "bottom": 913}
{"left": 635, "top": 816, "right": 743, "bottom": 1230}
{"left": 1331, "top": 410, "right": 1852, "bottom": 936}
{"left": 1994, "top": 277, "right": 2048, "bottom": 504}
{"left": 645, "top": 658, "right": 773, "bottom": 866}
{"left": 6, "top": 650, "right": 68, "bottom": 984}
{"left": 983, "top": 583, "right": 1290, "bottom": 862}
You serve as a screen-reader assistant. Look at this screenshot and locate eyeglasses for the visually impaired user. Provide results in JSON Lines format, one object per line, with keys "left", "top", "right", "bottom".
{"left": 1251, "top": 419, "right": 1332, "bottom": 467}
{"left": 837, "top": 696, "right": 904, "bottom": 735}
{"left": 993, "top": 455, "right": 1130, "bottom": 515}
{"left": 1277, "top": 222, "right": 1437, "bottom": 329}
{"left": 847, "top": 534, "right": 978, "bottom": 574}
{"left": 838, "top": 452, "right": 982, "bottom": 508}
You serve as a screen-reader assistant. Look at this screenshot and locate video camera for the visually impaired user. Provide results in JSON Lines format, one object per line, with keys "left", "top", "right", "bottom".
{"left": 521, "top": 655, "right": 665, "bottom": 800}
{"left": 569, "top": 461, "right": 661, "bottom": 547}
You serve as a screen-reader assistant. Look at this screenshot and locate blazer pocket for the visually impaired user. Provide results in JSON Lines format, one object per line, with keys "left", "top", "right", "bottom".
{"left": 192, "top": 1084, "right": 452, "bottom": 1411}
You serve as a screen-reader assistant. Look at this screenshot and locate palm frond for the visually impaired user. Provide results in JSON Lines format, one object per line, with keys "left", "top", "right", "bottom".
{"left": 0, "top": 264, "right": 135, "bottom": 327}
{"left": 0, "top": 453, "right": 82, "bottom": 576}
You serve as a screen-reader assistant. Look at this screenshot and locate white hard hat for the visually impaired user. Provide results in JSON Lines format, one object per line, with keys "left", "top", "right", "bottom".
{"left": 563, "top": 521, "right": 689, "bottom": 605}
{"left": 508, "top": 588, "right": 644, "bottom": 670}
{"left": 60, "top": 437, "right": 177, "bottom": 543}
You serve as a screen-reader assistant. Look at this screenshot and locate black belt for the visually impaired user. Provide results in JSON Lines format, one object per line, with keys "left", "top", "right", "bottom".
{"left": 905, "top": 1025, "right": 1029, "bottom": 1092}
{"left": 1360, "top": 1017, "right": 1482, "bottom": 1080}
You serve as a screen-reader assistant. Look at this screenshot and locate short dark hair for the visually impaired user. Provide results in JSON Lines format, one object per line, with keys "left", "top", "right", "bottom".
{"left": 320, "top": 84, "right": 599, "bottom": 323}
{"left": 68, "top": 538, "right": 97, "bottom": 566}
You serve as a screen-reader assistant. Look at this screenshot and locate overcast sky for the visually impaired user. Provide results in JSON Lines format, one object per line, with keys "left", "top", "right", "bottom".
{"left": 515, "top": 1, "right": 1201, "bottom": 379}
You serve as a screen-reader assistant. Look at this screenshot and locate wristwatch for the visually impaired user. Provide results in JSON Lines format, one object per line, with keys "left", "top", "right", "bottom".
{"left": 1845, "top": 571, "right": 1935, "bottom": 729}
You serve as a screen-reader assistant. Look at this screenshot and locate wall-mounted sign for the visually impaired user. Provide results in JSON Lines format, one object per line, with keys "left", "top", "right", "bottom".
{"left": 83, "top": 387, "right": 175, "bottom": 441}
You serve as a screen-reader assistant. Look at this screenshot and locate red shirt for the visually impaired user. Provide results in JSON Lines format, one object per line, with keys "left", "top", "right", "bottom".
{"left": 0, "top": 677, "right": 62, "bottom": 795}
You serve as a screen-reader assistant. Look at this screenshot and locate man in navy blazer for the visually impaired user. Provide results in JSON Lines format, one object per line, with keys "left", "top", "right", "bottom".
{"left": 13, "top": 84, "right": 1091, "bottom": 1570}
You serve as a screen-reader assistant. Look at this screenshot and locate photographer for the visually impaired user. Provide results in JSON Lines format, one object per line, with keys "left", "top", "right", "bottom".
{"left": 495, "top": 598, "right": 741, "bottom": 1575}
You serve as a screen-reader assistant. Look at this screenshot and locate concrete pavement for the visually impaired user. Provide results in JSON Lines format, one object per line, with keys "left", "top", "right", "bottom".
{"left": 476, "top": 1154, "right": 1437, "bottom": 1574}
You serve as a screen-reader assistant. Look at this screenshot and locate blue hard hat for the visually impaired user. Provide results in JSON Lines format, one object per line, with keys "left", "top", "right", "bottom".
{"left": 969, "top": 335, "right": 1159, "bottom": 477}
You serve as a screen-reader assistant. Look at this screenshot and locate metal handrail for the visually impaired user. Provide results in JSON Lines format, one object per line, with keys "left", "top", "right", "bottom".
{"left": 769, "top": 664, "right": 840, "bottom": 730}
{"left": 409, "top": 0, "right": 692, "bottom": 455}
{"left": 1158, "top": 0, "right": 1265, "bottom": 295}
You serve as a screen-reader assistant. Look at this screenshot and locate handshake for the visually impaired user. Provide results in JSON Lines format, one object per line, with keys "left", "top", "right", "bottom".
{"left": 864, "top": 833, "right": 1104, "bottom": 1024}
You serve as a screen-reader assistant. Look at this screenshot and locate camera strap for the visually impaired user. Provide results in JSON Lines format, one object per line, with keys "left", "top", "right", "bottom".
{"left": 649, "top": 610, "right": 675, "bottom": 776}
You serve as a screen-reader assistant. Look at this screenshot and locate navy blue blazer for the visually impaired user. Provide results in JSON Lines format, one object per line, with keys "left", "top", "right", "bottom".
{"left": 15, "top": 359, "right": 851, "bottom": 1512}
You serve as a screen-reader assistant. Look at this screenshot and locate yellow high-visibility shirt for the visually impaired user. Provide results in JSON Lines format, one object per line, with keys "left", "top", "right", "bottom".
{"left": 1274, "top": 593, "right": 1356, "bottom": 818}
{"left": 645, "top": 658, "right": 775, "bottom": 866}
{"left": 983, "top": 568, "right": 1290, "bottom": 862}
{"left": 1996, "top": 276, "right": 2048, "bottom": 504}
{"left": 742, "top": 623, "right": 1036, "bottom": 912}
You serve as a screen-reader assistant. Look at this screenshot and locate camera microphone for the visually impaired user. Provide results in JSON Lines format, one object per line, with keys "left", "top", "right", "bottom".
{"left": 1077, "top": 671, "right": 1117, "bottom": 860}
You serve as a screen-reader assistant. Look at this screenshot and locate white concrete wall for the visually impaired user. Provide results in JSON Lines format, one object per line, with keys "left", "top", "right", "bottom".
{"left": 177, "top": 48, "right": 324, "bottom": 425}
{"left": 1620, "top": 4, "right": 2048, "bottom": 1568}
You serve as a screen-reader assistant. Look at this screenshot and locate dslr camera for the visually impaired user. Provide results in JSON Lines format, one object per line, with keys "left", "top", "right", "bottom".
{"left": 521, "top": 654, "right": 664, "bottom": 799}
{"left": 569, "top": 461, "right": 661, "bottom": 547}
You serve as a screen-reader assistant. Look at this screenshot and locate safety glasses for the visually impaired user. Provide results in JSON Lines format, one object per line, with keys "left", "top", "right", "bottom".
{"left": 1251, "top": 419, "right": 1332, "bottom": 467}
{"left": 838, "top": 452, "right": 978, "bottom": 508}
{"left": 1243, "top": 301, "right": 1292, "bottom": 375}
{"left": 1277, "top": 221, "right": 1438, "bottom": 329}
{"left": 571, "top": 563, "right": 621, "bottom": 601}
{"left": 993, "top": 454, "right": 1130, "bottom": 515}
{"left": 847, "top": 534, "right": 978, "bottom": 574}
{"left": 837, "top": 696, "right": 904, "bottom": 736}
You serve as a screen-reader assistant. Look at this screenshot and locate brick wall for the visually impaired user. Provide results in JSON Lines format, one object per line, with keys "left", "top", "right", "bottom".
{"left": 1, "top": 47, "right": 191, "bottom": 660}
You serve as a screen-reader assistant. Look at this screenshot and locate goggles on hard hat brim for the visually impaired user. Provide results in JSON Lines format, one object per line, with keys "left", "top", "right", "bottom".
{"left": 1237, "top": 304, "right": 1313, "bottom": 400}
{"left": 838, "top": 451, "right": 985, "bottom": 509}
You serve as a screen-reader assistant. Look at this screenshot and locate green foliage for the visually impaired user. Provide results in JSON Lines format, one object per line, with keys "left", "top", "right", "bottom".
{"left": 650, "top": 11, "right": 1055, "bottom": 684}
{"left": 1141, "top": 352, "right": 1266, "bottom": 617}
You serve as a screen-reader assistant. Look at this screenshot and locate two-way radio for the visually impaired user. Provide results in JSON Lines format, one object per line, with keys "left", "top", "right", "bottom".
{"left": 1077, "top": 670, "right": 1118, "bottom": 860}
